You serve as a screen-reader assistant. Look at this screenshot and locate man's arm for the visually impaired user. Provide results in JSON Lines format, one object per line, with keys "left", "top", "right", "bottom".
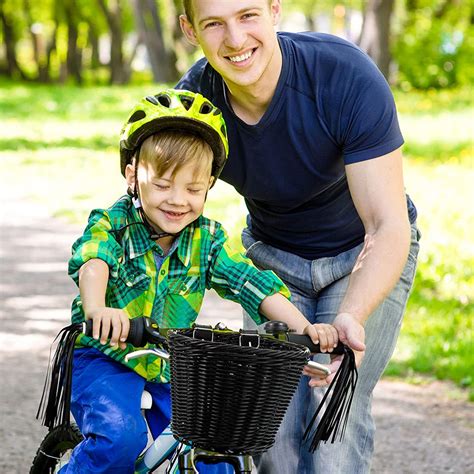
{"left": 334, "top": 148, "right": 410, "bottom": 353}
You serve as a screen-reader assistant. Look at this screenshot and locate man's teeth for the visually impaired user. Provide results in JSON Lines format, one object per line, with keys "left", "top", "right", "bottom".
{"left": 229, "top": 50, "right": 253, "bottom": 63}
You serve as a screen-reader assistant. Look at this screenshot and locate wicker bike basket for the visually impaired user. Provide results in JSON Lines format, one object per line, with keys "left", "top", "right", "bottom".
{"left": 167, "top": 328, "right": 310, "bottom": 455}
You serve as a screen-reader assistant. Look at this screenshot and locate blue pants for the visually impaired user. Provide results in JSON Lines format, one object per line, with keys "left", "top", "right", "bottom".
{"left": 60, "top": 348, "right": 233, "bottom": 473}
{"left": 242, "top": 224, "right": 421, "bottom": 474}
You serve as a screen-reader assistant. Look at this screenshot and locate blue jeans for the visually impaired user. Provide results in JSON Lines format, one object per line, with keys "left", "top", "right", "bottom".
{"left": 242, "top": 224, "right": 421, "bottom": 474}
{"left": 60, "top": 348, "right": 233, "bottom": 473}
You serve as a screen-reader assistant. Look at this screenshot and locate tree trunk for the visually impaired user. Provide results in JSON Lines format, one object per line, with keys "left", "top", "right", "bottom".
{"left": 358, "top": 0, "right": 395, "bottom": 79}
{"left": 64, "top": 0, "right": 83, "bottom": 84}
{"left": 88, "top": 23, "right": 101, "bottom": 69}
{"left": 132, "top": 0, "right": 178, "bottom": 82}
{"left": 45, "top": 23, "right": 58, "bottom": 77}
{"left": 305, "top": 13, "right": 316, "bottom": 32}
{"left": 0, "top": 8, "right": 27, "bottom": 78}
{"left": 97, "top": 0, "right": 129, "bottom": 84}
{"left": 24, "top": 0, "right": 50, "bottom": 81}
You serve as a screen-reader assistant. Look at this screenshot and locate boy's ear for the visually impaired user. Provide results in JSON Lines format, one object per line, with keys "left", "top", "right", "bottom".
{"left": 209, "top": 176, "right": 216, "bottom": 188}
{"left": 180, "top": 14, "right": 199, "bottom": 46}
{"left": 125, "top": 163, "right": 136, "bottom": 189}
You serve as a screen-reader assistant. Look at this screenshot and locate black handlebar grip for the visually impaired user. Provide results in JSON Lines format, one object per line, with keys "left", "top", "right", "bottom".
{"left": 287, "top": 334, "right": 345, "bottom": 355}
{"left": 83, "top": 318, "right": 145, "bottom": 347}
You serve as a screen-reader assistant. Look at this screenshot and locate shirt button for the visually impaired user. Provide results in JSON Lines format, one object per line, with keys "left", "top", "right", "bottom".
{"left": 181, "top": 284, "right": 187, "bottom": 292}
{"left": 160, "top": 269, "right": 166, "bottom": 276}
{"left": 126, "top": 281, "right": 133, "bottom": 287}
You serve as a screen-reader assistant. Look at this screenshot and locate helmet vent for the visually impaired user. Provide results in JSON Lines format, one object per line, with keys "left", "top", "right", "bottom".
{"left": 146, "top": 95, "right": 159, "bottom": 105}
{"left": 128, "top": 110, "right": 146, "bottom": 123}
{"left": 157, "top": 94, "right": 171, "bottom": 108}
{"left": 180, "top": 96, "right": 194, "bottom": 110}
{"left": 199, "top": 102, "right": 213, "bottom": 114}
{"left": 220, "top": 124, "right": 227, "bottom": 138}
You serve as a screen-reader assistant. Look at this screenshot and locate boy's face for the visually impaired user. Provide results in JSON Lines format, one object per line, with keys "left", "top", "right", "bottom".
{"left": 180, "top": 0, "right": 282, "bottom": 91}
{"left": 127, "top": 159, "right": 213, "bottom": 236}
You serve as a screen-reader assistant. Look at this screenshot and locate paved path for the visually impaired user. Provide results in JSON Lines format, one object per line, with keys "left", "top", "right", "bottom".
{"left": 0, "top": 193, "right": 472, "bottom": 473}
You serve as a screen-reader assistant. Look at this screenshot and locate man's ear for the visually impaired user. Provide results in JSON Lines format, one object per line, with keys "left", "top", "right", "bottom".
{"left": 271, "top": 0, "right": 282, "bottom": 26}
{"left": 125, "top": 163, "right": 136, "bottom": 190}
{"left": 180, "top": 14, "right": 199, "bottom": 46}
{"left": 209, "top": 176, "right": 216, "bottom": 188}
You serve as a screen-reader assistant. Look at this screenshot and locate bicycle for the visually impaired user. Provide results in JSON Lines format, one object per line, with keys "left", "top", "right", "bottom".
{"left": 31, "top": 318, "right": 357, "bottom": 473}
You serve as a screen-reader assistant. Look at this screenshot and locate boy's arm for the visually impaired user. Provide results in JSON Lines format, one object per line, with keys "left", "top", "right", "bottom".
{"left": 79, "top": 258, "right": 130, "bottom": 349}
{"left": 69, "top": 208, "right": 129, "bottom": 347}
{"left": 260, "top": 293, "right": 338, "bottom": 352}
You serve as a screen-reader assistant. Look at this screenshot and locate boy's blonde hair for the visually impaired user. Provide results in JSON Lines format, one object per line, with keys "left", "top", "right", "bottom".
{"left": 137, "top": 130, "right": 213, "bottom": 179}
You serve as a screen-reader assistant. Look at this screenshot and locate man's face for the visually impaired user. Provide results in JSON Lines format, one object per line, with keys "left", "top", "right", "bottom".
{"left": 181, "top": 0, "right": 282, "bottom": 91}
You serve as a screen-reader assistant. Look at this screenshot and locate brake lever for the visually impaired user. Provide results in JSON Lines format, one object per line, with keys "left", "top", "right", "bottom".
{"left": 125, "top": 348, "right": 170, "bottom": 362}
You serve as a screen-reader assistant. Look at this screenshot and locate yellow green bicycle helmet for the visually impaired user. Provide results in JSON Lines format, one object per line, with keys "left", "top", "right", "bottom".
{"left": 120, "top": 89, "right": 229, "bottom": 179}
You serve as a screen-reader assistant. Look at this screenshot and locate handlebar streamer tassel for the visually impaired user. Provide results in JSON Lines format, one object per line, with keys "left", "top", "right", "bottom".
{"left": 303, "top": 346, "right": 358, "bottom": 452}
{"left": 36, "top": 323, "right": 83, "bottom": 429}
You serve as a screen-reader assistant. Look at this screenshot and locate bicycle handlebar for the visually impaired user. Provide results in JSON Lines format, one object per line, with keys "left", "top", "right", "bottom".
{"left": 40, "top": 318, "right": 356, "bottom": 437}
{"left": 84, "top": 317, "right": 346, "bottom": 355}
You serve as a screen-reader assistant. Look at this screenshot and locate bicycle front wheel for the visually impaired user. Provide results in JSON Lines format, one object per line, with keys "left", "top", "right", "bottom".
{"left": 30, "top": 424, "right": 83, "bottom": 473}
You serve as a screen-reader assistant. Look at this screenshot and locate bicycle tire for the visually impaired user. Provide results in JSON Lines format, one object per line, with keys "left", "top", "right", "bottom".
{"left": 30, "top": 424, "right": 83, "bottom": 473}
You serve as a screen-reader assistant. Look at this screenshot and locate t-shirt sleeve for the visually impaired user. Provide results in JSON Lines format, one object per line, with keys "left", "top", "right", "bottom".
{"left": 206, "top": 225, "right": 291, "bottom": 326}
{"left": 68, "top": 209, "right": 123, "bottom": 286}
{"left": 324, "top": 46, "right": 404, "bottom": 164}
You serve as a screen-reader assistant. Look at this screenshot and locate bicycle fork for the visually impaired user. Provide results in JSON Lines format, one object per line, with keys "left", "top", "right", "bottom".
{"left": 178, "top": 448, "right": 253, "bottom": 473}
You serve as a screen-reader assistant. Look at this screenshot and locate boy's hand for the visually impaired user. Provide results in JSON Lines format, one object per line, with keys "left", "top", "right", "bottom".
{"left": 303, "top": 323, "right": 339, "bottom": 352}
{"left": 86, "top": 307, "right": 130, "bottom": 350}
{"left": 302, "top": 323, "right": 339, "bottom": 387}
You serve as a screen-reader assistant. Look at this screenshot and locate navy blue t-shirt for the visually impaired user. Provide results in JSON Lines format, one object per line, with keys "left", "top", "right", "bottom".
{"left": 177, "top": 32, "right": 417, "bottom": 259}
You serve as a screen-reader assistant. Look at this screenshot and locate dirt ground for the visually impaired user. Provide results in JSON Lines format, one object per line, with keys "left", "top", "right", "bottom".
{"left": 0, "top": 192, "right": 472, "bottom": 474}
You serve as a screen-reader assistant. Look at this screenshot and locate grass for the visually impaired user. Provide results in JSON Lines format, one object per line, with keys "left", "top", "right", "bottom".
{"left": 388, "top": 158, "right": 473, "bottom": 399}
{"left": 1, "top": 80, "right": 472, "bottom": 399}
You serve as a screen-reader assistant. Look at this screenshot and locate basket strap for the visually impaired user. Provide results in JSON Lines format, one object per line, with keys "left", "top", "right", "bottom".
{"left": 239, "top": 329, "right": 260, "bottom": 348}
{"left": 192, "top": 324, "right": 214, "bottom": 341}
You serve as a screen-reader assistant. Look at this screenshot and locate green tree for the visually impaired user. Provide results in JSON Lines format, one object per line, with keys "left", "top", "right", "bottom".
{"left": 132, "top": 0, "right": 178, "bottom": 82}
{"left": 0, "top": 0, "right": 29, "bottom": 78}
{"left": 394, "top": 0, "right": 473, "bottom": 89}
{"left": 359, "top": 0, "right": 395, "bottom": 79}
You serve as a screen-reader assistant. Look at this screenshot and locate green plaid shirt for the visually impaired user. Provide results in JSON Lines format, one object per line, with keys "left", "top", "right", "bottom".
{"left": 69, "top": 195, "right": 289, "bottom": 383}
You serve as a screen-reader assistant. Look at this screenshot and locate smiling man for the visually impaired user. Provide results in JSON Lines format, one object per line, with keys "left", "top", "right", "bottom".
{"left": 177, "top": 1, "right": 420, "bottom": 473}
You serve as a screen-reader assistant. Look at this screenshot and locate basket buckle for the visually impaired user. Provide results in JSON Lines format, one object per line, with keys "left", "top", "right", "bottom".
{"left": 192, "top": 324, "right": 214, "bottom": 342}
{"left": 239, "top": 329, "right": 260, "bottom": 348}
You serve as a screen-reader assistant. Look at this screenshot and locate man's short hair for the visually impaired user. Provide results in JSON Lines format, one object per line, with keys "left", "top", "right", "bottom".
{"left": 183, "top": 0, "right": 273, "bottom": 26}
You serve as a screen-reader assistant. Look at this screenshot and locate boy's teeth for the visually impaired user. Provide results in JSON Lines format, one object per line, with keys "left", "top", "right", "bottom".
{"left": 229, "top": 51, "right": 252, "bottom": 63}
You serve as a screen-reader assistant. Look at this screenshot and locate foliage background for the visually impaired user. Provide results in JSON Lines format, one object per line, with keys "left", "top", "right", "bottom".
{"left": 0, "top": 0, "right": 473, "bottom": 399}
{"left": 1, "top": 0, "right": 473, "bottom": 88}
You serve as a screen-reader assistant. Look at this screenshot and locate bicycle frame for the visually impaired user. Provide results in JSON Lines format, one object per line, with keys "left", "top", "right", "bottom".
{"left": 134, "top": 424, "right": 181, "bottom": 473}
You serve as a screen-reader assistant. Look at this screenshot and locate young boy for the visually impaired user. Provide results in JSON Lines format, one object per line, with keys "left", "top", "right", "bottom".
{"left": 61, "top": 89, "right": 338, "bottom": 473}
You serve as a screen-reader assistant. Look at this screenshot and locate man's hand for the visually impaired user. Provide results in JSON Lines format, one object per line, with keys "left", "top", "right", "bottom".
{"left": 86, "top": 307, "right": 130, "bottom": 350}
{"left": 333, "top": 312, "right": 366, "bottom": 358}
